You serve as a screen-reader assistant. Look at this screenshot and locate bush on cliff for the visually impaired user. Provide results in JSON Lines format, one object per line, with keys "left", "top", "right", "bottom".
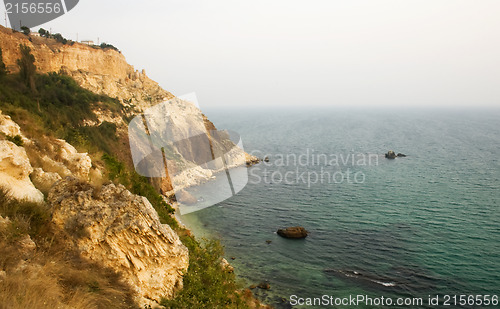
{"left": 161, "top": 236, "right": 250, "bottom": 309}
{"left": 5, "top": 134, "right": 24, "bottom": 146}
{"left": 0, "top": 72, "right": 119, "bottom": 139}
{"left": 100, "top": 42, "right": 120, "bottom": 52}
{"left": 37, "top": 28, "right": 70, "bottom": 44}
{"left": 0, "top": 47, "right": 7, "bottom": 76}
{"left": 17, "top": 44, "right": 36, "bottom": 91}
{"left": 20, "top": 26, "right": 30, "bottom": 36}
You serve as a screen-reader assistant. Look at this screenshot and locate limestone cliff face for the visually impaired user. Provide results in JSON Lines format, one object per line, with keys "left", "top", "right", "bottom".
{"left": 0, "top": 111, "right": 43, "bottom": 202}
{"left": 0, "top": 107, "right": 97, "bottom": 193}
{"left": 0, "top": 109, "right": 98, "bottom": 199}
{"left": 48, "top": 177, "right": 188, "bottom": 307}
{"left": 0, "top": 25, "right": 173, "bottom": 112}
{"left": 130, "top": 97, "right": 256, "bottom": 195}
{"left": 0, "top": 140, "right": 44, "bottom": 202}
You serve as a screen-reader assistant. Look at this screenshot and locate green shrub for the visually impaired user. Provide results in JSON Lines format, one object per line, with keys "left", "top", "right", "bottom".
{"left": 5, "top": 134, "right": 24, "bottom": 146}
{"left": 101, "top": 153, "right": 128, "bottom": 185}
{"left": 0, "top": 72, "right": 122, "bottom": 141}
{"left": 21, "top": 26, "right": 30, "bottom": 36}
{"left": 17, "top": 44, "right": 36, "bottom": 91}
{"left": 0, "top": 47, "right": 7, "bottom": 76}
{"left": 67, "top": 122, "right": 118, "bottom": 154}
{"left": 38, "top": 28, "right": 49, "bottom": 37}
{"left": 0, "top": 189, "right": 50, "bottom": 239}
{"left": 100, "top": 43, "right": 119, "bottom": 52}
{"left": 37, "top": 29, "right": 70, "bottom": 44}
{"left": 52, "top": 33, "right": 68, "bottom": 44}
{"left": 161, "top": 237, "right": 249, "bottom": 309}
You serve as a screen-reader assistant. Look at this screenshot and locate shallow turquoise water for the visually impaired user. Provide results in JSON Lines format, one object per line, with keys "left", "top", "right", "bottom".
{"left": 181, "top": 108, "right": 500, "bottom": 308}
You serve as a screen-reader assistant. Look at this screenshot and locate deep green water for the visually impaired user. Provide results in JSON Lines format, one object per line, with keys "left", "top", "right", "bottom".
{"left": 181, "top": 108, "right": 500, "bottom": 308}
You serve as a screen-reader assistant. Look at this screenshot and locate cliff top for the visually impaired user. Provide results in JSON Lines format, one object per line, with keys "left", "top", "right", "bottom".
{"left": 0, "top": 24, "right": 174, "bottom": 112}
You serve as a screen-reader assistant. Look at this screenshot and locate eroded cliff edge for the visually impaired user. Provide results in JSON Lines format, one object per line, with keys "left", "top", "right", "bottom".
{"left": 0, "top": 25, "right": 173, "bottom": 112}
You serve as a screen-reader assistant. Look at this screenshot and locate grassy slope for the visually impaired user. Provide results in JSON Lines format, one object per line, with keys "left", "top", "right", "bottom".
{"left": 0, "top": 72, "right": 177, "bottom": 226}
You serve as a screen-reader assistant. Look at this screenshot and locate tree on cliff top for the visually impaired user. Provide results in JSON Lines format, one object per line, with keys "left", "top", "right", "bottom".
{"left": 21, "top": 26, "right": 31, "bottom": 36}
{"left": 0, "top": 48, "right": 7, "bottom": 77}
{"left": 17, "top": 44, "right": 36, "bottom": 91}
{"left": 38, "top": 28, "right": 49, "bottom": 37}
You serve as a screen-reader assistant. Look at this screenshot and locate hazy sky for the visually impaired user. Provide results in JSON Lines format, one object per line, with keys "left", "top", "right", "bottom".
{"left": 2, "top": 0, "right": 499, "bottom": 108}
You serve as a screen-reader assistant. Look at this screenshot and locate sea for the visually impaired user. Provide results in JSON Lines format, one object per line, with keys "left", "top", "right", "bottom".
{"left": 180, "top": 107, "right": 500, "bottom": 308}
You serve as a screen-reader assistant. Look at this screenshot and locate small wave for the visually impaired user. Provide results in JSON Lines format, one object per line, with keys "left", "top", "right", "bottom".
{"left": 372, "top": 280, "right": 397, "bottom": 287}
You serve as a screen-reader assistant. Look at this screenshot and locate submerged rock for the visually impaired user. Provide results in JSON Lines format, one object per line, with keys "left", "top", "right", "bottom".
{"left": 277, "top": 226, "right": 308, "bottom": 239}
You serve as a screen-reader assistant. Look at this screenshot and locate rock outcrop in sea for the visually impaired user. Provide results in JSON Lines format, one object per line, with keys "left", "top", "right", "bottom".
{"left": 385, "top": 150, "right": 407, "bottom": 159}
{"left": 277, "top": 226, "right": 309, "bottom": 239}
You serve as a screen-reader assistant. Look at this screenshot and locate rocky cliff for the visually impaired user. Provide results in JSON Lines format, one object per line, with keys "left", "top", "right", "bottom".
{"left": 0, "top": 25, "right": 173, "bottom": 112}
{"left": 0, "top": 111, "right": 189, "bottom": 307}
{"left": 0, "top": 25, "right": 262, "bottom": 308}
{"left": 0, "top": 25, "right": 193, "bottom": 307}
{"left": 0, "top": 25, "right": 257, "bottom": 194}
{"left": 0, "top": 111, "right": 43, "bottom": 202}
{"left": 48, "top": 177, "right": 189, "bottom": 306}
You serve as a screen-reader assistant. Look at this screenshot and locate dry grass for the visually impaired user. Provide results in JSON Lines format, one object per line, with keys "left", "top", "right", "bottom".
{"left": 0, "top": 265, "right": 96, "bottom": 309}
{"left": 0, "top": 189, "right": 139, "bottom": 309}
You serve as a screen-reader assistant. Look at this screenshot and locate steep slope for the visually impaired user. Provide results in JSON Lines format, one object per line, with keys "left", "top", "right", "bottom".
{"left": 0, "top": 111, "right": 189, "bottom": 307}
{"left": 0, "top": 25, "right": 258, "bottom": 195}
{"left": 0, "top": 25, "right": 266, "bottom": 309}
{"left": 0, "top": 25, "right": 172, "bottom": 113}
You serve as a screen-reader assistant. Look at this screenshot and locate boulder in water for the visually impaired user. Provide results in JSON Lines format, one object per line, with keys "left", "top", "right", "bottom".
{"left": 385, "top": 151, "right": 407, "bottom": 159}
{"left": 277, "top": 226, "right": 308, "bottom": 239}
{"left": 385, "top": 150, "right": 397, "bottom": 159}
